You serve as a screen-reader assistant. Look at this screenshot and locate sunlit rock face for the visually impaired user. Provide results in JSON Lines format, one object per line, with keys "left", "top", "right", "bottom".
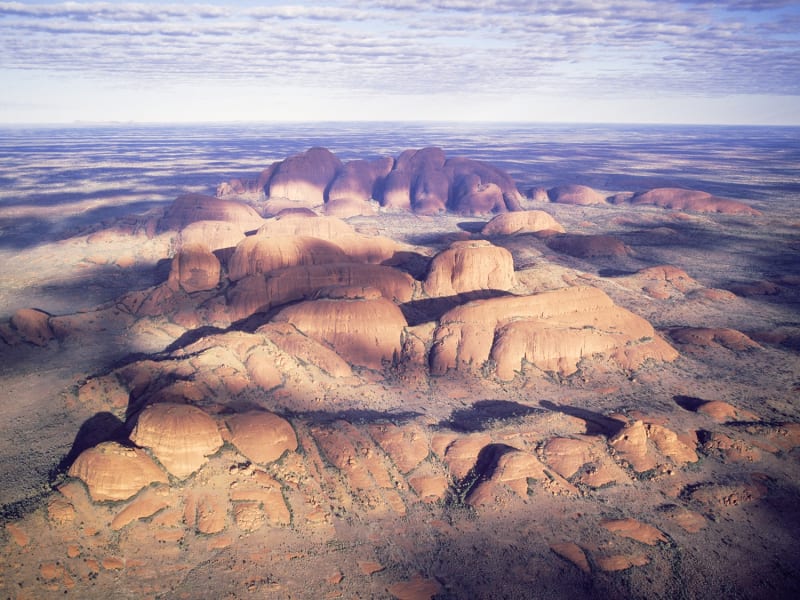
{"left": 158, "top": 193, "right": 264, "bottom": 232}
{"left": 429, "top": 286, "right": 677, "bottom": 380}
{"left": 628, "top": 187, "right": 761, "bottom": 215}
{"left": 271, "top": 285, "right": 408, "bottom": 370}
{"left": 129, "top": 403, "right": 223, "bottom": 480}
{"left": 423, "top": 240, "right": 517, "bottom": 297}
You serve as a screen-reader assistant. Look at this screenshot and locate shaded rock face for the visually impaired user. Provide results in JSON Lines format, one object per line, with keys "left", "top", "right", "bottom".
{"left": 158, "top": 193, "right": 264, "bottom": 232}
{"left": 167, "top": 243, "right": 221, "bottom": 293}
{"left": 628, "top": 187, "right": 761, "bottom": 215}
{"left": 266, "top": 147, "right": 343, "bottom": 207}
{"left": 7, "top": 308, "right": 54, "bottom": 346}
{"left": 227, "top": 235, "right": 351, "bottom": 282}
{"left": 227, "top": 263, "right": 416, "bottom": 322}
{"left": 272, "top": 286, "right": 408, "bottom": 370}
{"left": 423, "top": 240, "right": 517, "bottom": 297}
{"left": 547, "top": 184, "right": 607, "bottom": 206}
{"left": 430, "top": 286, "right": 677, "bottom": 379}
{"left": 251, "top": 146, "right": 524, "bottom": 216}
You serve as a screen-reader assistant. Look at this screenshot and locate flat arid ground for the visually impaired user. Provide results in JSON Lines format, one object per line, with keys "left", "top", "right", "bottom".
{"left": 1, "top": 123, "right": 799, "bottom": 599}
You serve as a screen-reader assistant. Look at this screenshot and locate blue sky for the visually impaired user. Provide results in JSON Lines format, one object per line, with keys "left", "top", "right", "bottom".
{"left": 1, "top": 0, "right": 799, "bottom": 124}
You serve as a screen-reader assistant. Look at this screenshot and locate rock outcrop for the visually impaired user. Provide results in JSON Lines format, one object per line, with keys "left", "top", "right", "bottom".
{"left": 129, "top": 403, "right": 223, "bottom": 479}
{"left": 271, "top": 286, "right": 408, "bottom": 369}
{"left": 423, "top": 240, "right": 517, "bottom": 297}
{"left": 159, "top": 193, "right": 264, "bottom": 232}
{"left": 430, "top": 286, "right": 677, "bottom": 379}
{"left": 481, "top": 210, "right": 565, "bottom": 236}
{"left": 628, "top": 188, "right": 761, "bottom": 215}
{"left": 547, "top": 184, "right": 607, "bottom": 206}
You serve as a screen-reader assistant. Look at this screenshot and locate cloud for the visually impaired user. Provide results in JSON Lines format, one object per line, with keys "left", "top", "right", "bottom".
{"left": 0, "top": 1, "right": 798, "bottom": 122}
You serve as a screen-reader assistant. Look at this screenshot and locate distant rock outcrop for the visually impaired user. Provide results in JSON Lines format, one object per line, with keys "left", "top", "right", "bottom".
{"left": 547, "top": 184, "right": 607, "bottom": 206}
{"left": 220, "top": 146, "right": 524, "bottom": 216}
{"left": 430, "top": 286, "right": 677, "bottom": 380}
{"left": 227, "top": 235, "right": 351, "bottom": 282}
{"left": 628, "top": 187, "right": 761, "bottom": 215}
{"left": 481, "top": 210, "right": 565, "bottom": 236}
{"left": 266, "top": 147, "right": 343, "bottom": 207}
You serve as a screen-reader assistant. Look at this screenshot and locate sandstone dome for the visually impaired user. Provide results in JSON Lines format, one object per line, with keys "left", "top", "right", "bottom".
{"left": 167, "top": 243, "right": 221, "bottom": 293}
{"left": 227, "top": 263, "right": 416, "bottom": 321}
{"left": 546, "top": 234, "right": 630, "bottom": 258}
{"left": 227, "top": 235, "right": 351, "bottom": 281}
{"left": 256, "top": 214, "right": 355, "bottom": 240}
{"left": 430, "top": 286, "right": 677, "bottom": 380}
{"left": 547, "top": 184, "right": 607, "bottom": 206}
{"left": 225, "top": 411, "right": 298, "bottom": 465}
{"left": 272, "top": 286, "right": 408, "bottom": 369}
{"left": 481, "top": 210, "right": 565, "bottom": 236}
{"left": 68, "top": 441, "right": 168, "bottom": 502}
{"left": 266, "top": 147, "right": 343, "bottom": 206}
{"left": 158, "top": 193, "right": 264, "bottom": 232}
{"left": 178, "top": 220, "right": 246, "bottom": 253}
{"left": 325, "top": 156, "right": 394, "bottom": 216}
{"left": 423, "top": 240, "right": 517, "bottom": 297}
{"left": 629, "top": 187, "right": 761, "bottom": 215}
{"left": 129, "top": 403, "right": 223, "bottom": 480}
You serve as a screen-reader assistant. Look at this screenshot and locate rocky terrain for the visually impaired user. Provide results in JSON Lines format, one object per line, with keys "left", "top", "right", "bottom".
{"left": 1, "top": 143, "right": 799, "bottom": 599}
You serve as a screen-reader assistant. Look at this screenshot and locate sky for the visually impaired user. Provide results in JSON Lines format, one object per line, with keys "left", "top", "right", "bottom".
{"left": 1, "top": 0, "right": 799, "bottom": 125}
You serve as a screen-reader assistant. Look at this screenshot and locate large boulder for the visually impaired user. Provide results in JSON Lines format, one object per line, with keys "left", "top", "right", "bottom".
{"left": 326, "top": 156, "right": 394, "bottom": 216}
{"left": 628, "top": 188, "right": 761, "bottom": 215}
{"left": 430, "top": 286, "right": 677, "bottom": 379}
{"left": 256, "top": 214, "right": 355, "bottom": 240}
{"left": 129, "top": 403, "right": 223, "bottom": 480}
{"left": 159, "top": 193, "right": 264, "bottom": 232}
{"left": 68, "top": 442, "right": 168, "bottom": 502}
{"left": 424, "top": 240, "right": 517, "bottom": 297}
{"left": 272, "top": 286, "right": 408, "bottom": 370}
{"left": 178, "top": 220, "right": 246, "bottom": 253}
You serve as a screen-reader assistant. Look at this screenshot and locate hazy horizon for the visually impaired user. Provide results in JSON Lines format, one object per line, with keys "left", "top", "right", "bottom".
{"left": 1, "top": 1, "right": 799, "bottom": 126}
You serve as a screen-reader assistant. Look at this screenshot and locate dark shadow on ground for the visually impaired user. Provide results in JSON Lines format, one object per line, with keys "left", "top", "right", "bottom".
{"left": 400, "top": 290, "right": 512, "bottom": 326}
{"left": 539, "top": 400, "right": 625, "bottom": 437}
{"left": 441, "top": 400, "right": 545, "bottom": 432}
{"left": 55, "top": 412, "right": 127, "bottom": 474}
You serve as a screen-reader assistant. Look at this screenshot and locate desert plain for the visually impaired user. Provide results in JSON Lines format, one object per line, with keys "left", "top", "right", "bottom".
{"left": 0, "top": 123, "right": 799, "bottom": 599}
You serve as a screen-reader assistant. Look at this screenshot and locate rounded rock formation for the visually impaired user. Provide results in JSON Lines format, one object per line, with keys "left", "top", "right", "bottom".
{"left": 423, "top": 240, "right": 517, "bottom": 297}
{"left": 227, "top": 235, "right": 351, "bottom": 282}
{"left": 129, "top": 403, "right": 223, "bottom": 480}
{"left": 68, "top": 442, "right": 169, "bottom": 502}
{"left": 226, "top": 411, "right": 298, "bottom": 465}
{"left": 167, "top": 243, "right": 221, "bottom": 293}
{"left": 481, "top": 210, "right": 565, "bottom": 236}
{"left": 272, "top": 286, "right": 408, "bottom": 370}
{"left": 159, "top": 193, "right": 264, "bottom": 232}
{"left": 628, "top": 187, "right": 761, "bottom": 215}
{"left": 266, "top": 147, "right": 343, "bottom": 206}
{"left": 547, "top": 184, "right": 607, "bottom": 206}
